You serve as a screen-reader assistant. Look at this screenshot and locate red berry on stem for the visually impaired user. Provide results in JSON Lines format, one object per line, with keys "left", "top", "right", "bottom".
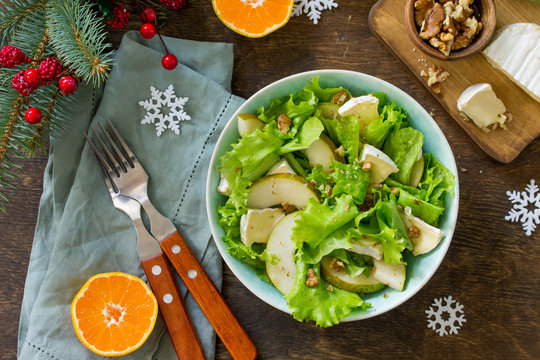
{"left": 59, "top": 76, "right": 77, "bottom": 94}
{"left": 141, "top": 7, "right": 156, "bottom": 22}
{"left": 25, "top": 108, "right": 42, "bottom": 124}
{"left": 160, "top": 0, "right": 187, "bottom": 11}
{"left": 24, "top": 68, "right": 41, "bottom": 86}
{"left": 140, "top": 23, "right": 156, "bottom": 39}
{"left": 162, "top": 54, "right": 178, "bottom": 70}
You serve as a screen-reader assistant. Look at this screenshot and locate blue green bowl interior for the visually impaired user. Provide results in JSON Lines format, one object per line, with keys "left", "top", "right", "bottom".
{"left": 206, "top": 70, "right": 459, "bottom": 321}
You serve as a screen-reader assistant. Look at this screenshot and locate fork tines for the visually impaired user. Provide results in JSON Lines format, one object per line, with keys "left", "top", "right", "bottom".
{"left": 85, "top": 119, "right": 136, "bottom": 179}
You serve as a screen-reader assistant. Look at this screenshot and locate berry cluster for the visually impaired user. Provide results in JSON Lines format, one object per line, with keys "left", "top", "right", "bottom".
{"left": 108, "top": 4, "right": 130, "bottom": 29}
{"left": 160, "top": 0, "right": 187, "bottom": 11}
{"left": 0, "top": 46, "right": 78, "bottom": 124}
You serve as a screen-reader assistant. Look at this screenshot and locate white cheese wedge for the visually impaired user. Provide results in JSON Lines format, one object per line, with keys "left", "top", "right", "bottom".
{"left": 338, "top": 94, "right": 379, "bottom": 118}
{"left": 237, "top": 113, "right": 264, "bottom": 137}
{"left": 457, "top": 83, "right": 508, "bottom": 131}
{"left": 240, "top": 208, "right": 286, "bottom": 247}
{"left": 400, "top": 207, "right": 443, "bottom": 256}
{"left": 482, "top": 23, "right": 540, "bottom": 103}
{"left": 217, "top": 175, "right": 231, "bottom": 196}
{"left": 360, "top": 144, "right": 399, "bottom": 184}
{"left": 267, "top": 158, "right": 296, "bottom": 175}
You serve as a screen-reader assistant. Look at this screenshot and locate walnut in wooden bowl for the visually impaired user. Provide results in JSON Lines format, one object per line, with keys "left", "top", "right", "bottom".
{"left": 405, "top": 0, "right": 496, "bottom": 60}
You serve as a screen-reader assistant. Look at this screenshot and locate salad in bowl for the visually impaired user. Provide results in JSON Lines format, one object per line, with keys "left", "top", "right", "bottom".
{"left": 206, "top": 70, "right": 458, "bottom": 327}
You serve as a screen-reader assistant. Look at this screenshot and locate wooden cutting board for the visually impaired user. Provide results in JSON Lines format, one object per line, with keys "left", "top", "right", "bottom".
{"left": 369, "top": 0, "right": 540, "bottom": 163}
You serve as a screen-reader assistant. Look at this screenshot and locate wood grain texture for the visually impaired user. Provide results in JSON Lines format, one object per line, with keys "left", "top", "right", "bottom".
{"left": 370, "top": 0, "right": 540, "bottom": 163}
{"left": 0, "top": 1, "right": 539, "bottom": 360}
{"left": 141, "top": 253, "right": 205, "bottom": 360}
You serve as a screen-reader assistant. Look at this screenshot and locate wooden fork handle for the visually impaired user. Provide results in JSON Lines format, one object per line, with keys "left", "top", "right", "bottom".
{"left": 161, "top": 231, "right": 258, "bottom": 360}
{"left": 141, "top": 253, "right": 206, "bottom": 360}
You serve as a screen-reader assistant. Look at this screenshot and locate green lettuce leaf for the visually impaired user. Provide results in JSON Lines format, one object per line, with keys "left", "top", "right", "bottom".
{"left": 420, "top": 152, "right": 456, "bottom": 207}
{"left": 219, "top": 124, "right": 283, "bottom": 189}
{"left": 383, "top": 127, "right": 423, "bottom": 184}
{"left": 285, "top": 255, "right": 368, "bottom": 327}
{"left": 328, "top": 161, "right": 370, "bottom": 204}
{"left": 279, "top": 116, "right": 324, "bottom": 154}
{"left": 365, "top": 102, "right": 407, "bottom": 149}
{"left": 397, "top": 188, "right": 444, "bottom": 226}
{"left": 303, "top": 76, "right": 350, "bottom": 102}
{"left": 333, "top": 116, "right": 361, "bottom": 162}
{"left": 292, "top": 195, "right": 359, "bottom": 249}
{"left": 301, "top": 225, "right": 354, "bottom": 264}
{"left": 353, "top": 189, "right": 412, "bottom": 265}
{"left": 330, "top": 249, "right": 373, "bottom": 277}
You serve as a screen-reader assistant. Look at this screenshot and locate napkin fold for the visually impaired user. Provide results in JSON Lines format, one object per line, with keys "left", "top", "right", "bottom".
{"left": 18, "top": 31, "right": 244, "bottom": 359}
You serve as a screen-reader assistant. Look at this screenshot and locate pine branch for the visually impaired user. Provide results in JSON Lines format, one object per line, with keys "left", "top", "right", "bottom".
{"left": 0, "top": 0, "right": 46, "bottom": 46}
{"left": 47, "top": 0, "right": 113, "bottom": 86}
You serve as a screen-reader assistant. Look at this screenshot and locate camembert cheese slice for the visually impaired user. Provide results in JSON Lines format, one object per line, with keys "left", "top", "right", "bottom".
{"left": 482, "top": 23, "right": 540, "bottom": 103}
{"left": 457, "top": 83, "right": 508, "bottom": 131}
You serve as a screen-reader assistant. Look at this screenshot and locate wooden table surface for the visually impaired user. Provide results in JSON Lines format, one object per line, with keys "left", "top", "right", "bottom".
{"left": 1, "top": 1, "right": 539, "bottom": 359}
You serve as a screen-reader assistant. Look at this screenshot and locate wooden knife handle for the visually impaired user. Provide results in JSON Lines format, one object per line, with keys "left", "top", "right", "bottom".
{"left": 141, "top": 253, "right": 206, "bottom": 360}
{"left": 161, "top": 231, "right": 257, "bottom": 360}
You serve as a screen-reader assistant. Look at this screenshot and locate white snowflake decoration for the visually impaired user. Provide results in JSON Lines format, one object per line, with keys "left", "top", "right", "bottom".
{"left": 425, "top": 296, "right": 466, "bottom": 336}
{"left": 505, "top": 179, "right": 540, "bottom": 236}
{"left": 138, "top": 85, "right": 191, "bottom": 137}
{"left": 292, "top": 0, "right": 338, "bottom": 24}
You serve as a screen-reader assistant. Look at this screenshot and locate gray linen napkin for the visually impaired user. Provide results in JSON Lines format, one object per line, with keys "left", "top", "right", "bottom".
{"left": 18, "top": 31, "right": 244, "bottom": 359}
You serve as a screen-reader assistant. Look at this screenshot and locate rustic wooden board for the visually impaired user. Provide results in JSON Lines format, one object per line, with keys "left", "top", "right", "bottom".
{"left": 369, "top": 0, "right": 540, "bottom": 163}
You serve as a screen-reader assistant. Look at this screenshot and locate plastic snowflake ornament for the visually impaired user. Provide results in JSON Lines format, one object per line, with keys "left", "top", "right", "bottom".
{"left": 292, "top": 0, "right": 338, "bottom": 24}
{"left": 505, "top": 179, "right": 540, "bottom": 236}
{"left": 425, "top": 296, "right": 466, "bottom": 336}
{"left": 138, "top": 85, "right": 191, "bottom": 137}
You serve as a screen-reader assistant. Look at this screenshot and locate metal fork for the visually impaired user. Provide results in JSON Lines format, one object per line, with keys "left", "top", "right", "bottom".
{"left": 86, "top": 120, "right": 257, "bottom": 360}
{"left": 87, "top": 151, "right": 206, "bottom": 360}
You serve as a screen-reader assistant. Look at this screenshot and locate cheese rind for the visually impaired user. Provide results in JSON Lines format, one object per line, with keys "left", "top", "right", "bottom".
{"left": 482, "top": 23, "right": 540, "bottom": 103}
{"left": 457, "top": 83, "right": 508, "bottom": 131}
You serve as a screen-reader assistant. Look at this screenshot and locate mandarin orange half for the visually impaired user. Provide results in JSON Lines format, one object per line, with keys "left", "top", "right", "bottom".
{"left": 212, "top": 0, "right": 294, "bottom": 38}
{"left": 71, "top": 272, "right": 158, "bottom": 357}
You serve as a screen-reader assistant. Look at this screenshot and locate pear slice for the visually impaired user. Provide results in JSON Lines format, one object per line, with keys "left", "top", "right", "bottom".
{"left": 400, "top": 207, "right": 443, "bottom": 256}
{"left": 318, "top": 103, "right": 341, "bottom": 120}
{"left": 338, "top": 94, "right": 379, "bottom": 137}
{"left": 409, "top": 153, "right": 424, "bottom": 188}
{"left": 266, "top": 213, "right": 299, "bottom": 295}
{"left": 267, "top": 158, "right": 296, "bottom": 175}
{"left": 240, "top": 208, "right": 286, "bottom": 247}
{"left": 237, "top": 113, "right": 264, "bottom": 137}
{"left": 360, "top": 144, "right": 399, "bottom": 184}
{"left": 301, "top": 133, "right": 343, "bottom": 173}
{"left": 246, "top": 173, "right": 319, "bottom": 209}
{"left": 321, "top": 256, "right": 385, "bottom": 294}
{"left": 348, "top": 236, "right": 383, "bottom": 261}
{"left": 372, "top": 258, "right": 406, "bottom": 291}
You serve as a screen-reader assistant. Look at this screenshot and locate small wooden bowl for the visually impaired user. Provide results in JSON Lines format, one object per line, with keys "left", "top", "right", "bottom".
{"left": 404, "top": 0, "right": 497, "bottom": 61}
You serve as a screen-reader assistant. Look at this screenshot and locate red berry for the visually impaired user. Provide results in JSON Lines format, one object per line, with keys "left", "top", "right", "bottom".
{"left": 38, "top": 57, "right": 63, "bottom": 84}
{"left": 12, "top": 70, "right": 35, "bottom": 96}
{"left": 141, "top": 7, "right": 156, "bottom": 22}
{"left": 24, "top": 68, "right": 41, "bottom": 85}
{"left": 59, "top": 76, "right": 77, "bottom": 94}
{"left": 159, "top": 0, "right": 187, "bottom": 11}
{"left": 161, "top": 54, "right": 178, "bottom": 70}
{"left": 108, "top": 4, "right": 130, "bottom": 29}
{"left": 25, "top": 108, "right": 42, "bottom": 124}
{"left": 0, "top": 45, "right": 31, "bottom": 68}
{"left": 140, "top": 23, "right": 156, "bottom": 39}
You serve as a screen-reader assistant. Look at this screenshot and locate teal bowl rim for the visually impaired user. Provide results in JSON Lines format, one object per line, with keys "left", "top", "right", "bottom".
{"left": 206, "top": 69, "right": 459, "bottom": 322}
